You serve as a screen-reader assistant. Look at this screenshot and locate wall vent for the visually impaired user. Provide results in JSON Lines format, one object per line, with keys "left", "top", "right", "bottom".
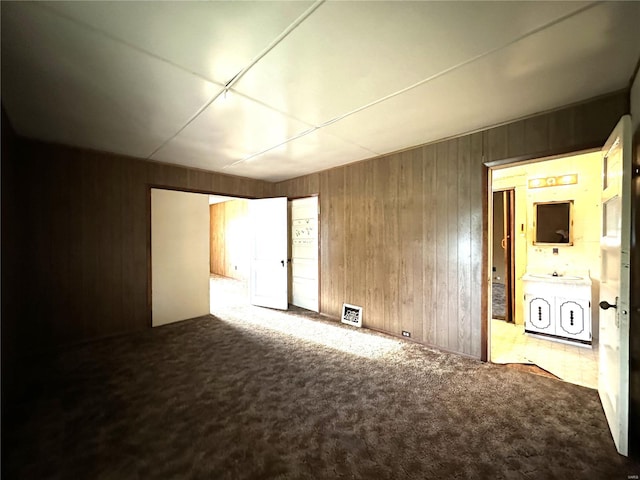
{"left": 341, "top": 303, "right": 362, "bottom": 328}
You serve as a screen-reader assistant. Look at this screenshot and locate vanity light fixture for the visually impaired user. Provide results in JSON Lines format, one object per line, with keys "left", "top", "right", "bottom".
{"left": 558, "top": 174, "right": 578, "bottom": 185}
{"left": 528, "top": 174, "right": 578, "bottom": 189}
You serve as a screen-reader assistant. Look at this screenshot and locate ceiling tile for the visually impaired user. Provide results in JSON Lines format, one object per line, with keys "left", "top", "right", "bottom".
{"left": 151, "top": 92, "right": 313, "bottom": 171}
{"left": 38, "top": 1, "right": 315, "bottom": 85}
{"left": 223, "top": 129, "right": 378, "bottom": 182}
{"left": 1, "top": 2, "right": 219, "bottom": 158}
{"left": 1, "top": 1, "right": 638, "bottom": 183}
{"left": 323, "top": 1, "right": 640, "bottom": 157}
{"left": 234, "top": 1, "right": 592, "bottom": 126}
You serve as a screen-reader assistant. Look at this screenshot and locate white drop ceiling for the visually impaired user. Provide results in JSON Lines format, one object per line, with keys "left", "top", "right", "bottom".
{"left": 2, "top": 1, "right": 639, "bottom": 182}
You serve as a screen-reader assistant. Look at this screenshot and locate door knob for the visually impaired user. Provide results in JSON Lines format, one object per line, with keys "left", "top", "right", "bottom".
{"left": 281, "top": 260, "right": 285, "bottom": 267}
{"left": 599, "top": 300, "right": 617, "bottom": 310}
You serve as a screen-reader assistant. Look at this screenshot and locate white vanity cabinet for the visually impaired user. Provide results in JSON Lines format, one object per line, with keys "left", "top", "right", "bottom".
{"left": 522, "top": 272, "right": 592, "bottom": 344}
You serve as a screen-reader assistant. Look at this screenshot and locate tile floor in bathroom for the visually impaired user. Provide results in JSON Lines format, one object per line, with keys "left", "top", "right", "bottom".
{"left": 490, "top": 318, "right": 598, "bottom": 389}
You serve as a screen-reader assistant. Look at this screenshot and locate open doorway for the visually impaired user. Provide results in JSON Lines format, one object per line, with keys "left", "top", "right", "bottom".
{"left": 208, "top": 195, "right": 252, "bottom": 314}
{"left": 492, "top": 189, "right": 515, "bottom": 323}
{"left": 209, "top": 194, "right": 320, "bottom": 314}
{"left": 487, "top": 150, "right": 601, "bottom": 390}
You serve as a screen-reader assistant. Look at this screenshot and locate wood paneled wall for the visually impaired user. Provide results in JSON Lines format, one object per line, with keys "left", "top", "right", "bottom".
{"left": 1, "top": 139, "right": 272, "bottom": 362}
{"left": 275, "top": 90, "right": 629, "bottom": 358}
{"left": 2, "top": 111, "right": 22, "bottom": 404}
{"left": 0, "top": 90, "right": 629, "bottom": 366}
{"left": 209, "top": 199, "right": 249, "bottom": 280}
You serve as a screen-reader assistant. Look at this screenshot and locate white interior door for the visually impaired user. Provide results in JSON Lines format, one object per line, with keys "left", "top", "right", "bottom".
{"left": 151, "top": 189, "right": 210, "bottom": 327}
{"left": 598, "top": 115, "right": 631, "bottom": 456}
{"left": 249, "top": 197, "right": 288, "bottom": 310}
{"left": 290, "top": 197, "right": 319, "bottom": 312}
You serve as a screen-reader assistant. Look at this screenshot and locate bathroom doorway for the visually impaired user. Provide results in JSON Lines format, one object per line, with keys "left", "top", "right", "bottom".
{"left": 487, "top": 150, "right": 602, "bottom": 390}
{"left": 492, "top": 189, "right": 515, "bottom": 323}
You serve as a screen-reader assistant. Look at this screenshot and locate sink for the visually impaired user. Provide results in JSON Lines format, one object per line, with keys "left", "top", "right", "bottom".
{"left": 528, "top": 273, "right": 582, "bottom": 280}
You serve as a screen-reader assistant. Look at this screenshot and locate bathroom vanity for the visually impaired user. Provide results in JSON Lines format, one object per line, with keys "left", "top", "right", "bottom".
{"left": 522, "top": 271, "right": 592, "bottom": 344}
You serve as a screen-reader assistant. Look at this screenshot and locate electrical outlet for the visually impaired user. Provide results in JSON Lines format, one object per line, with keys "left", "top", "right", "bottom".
{"left": 402, "top": 331, "right": 411, "bottom": 338}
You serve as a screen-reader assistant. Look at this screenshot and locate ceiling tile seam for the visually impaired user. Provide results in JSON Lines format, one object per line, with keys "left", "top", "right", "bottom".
{"left": 33, "top": 3, "right": 227, "bottom": 88}
{"left": 147, "top": 0, "right": 325, "bottom": 162}
{"left": 219, "top": 0, "right": 325, "bottom": 93}
{"left": 228, "top": 88, "right": 316, "bottom": 130}
{"left": 224, "top": 89, "right": 381, "bottom": 157}
{"left": 224, "top": 127, "right": 320, "bottom": 168}
{"left": 146, "top": 88, "right": 227, "bottom": 160}
{"left": 223, "top": 124, "right": 380, "bottom": 168}
{"left": 308, "top": 1, "right": 602, "bottom": 133}
{"left": 224, "top": 1, "right": 601, "bottom": 169}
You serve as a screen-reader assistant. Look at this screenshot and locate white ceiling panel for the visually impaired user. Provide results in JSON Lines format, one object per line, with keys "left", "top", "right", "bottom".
{"left": 323, "top": 1, "right": 640, "bottom": 156}
{"left": 151, "top": 91, "right": 314, "bottom": 171}
{"left": 223, "top": 129, "right": 378, "bottom": 182}
{"left": 1, "top": 2, "right": 219, "bottom": 158}
{"left": 1, "top": 1, "right": 638, "bottom": 182}
{"left": 234, "top": 1, "right": 592, "bottom": 126}
{"left": 38, "top": 1, "right": 315, "bottom": 85}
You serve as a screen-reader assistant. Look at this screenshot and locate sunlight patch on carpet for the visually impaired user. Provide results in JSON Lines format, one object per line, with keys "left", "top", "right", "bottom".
{"left": 220, "top": 307, "right": 405, "bottom": 359}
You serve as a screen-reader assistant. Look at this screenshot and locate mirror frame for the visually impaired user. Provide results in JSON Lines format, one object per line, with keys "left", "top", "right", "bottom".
{"left": 533, "top": 200, "right": 574, "bottom": 246}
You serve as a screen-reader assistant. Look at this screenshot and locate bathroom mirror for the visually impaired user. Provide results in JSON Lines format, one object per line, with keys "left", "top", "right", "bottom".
{"left": 533, "top": 200, "right": 573, "bottom": 245}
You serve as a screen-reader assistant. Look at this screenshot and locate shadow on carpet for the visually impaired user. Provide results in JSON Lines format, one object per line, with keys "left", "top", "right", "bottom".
{"left": 3, "top": 314, "right": 638, "bottom": 479}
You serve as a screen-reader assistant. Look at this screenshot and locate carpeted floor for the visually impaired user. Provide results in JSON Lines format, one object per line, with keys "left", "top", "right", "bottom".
{"left": 3, "top": 282, "right": 639, "bottom": 479}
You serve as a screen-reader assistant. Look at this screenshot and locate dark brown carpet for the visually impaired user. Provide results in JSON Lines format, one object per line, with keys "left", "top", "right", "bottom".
{"left": 3, "top": 300, "right": 639, "bottom": 479}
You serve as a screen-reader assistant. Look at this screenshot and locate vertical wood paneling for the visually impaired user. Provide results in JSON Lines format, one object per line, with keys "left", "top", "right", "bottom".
{"left": 484, "top": 90, "right": 627, "bottom": 163}
{"left": 422, "top": 145, "right": 437, "bottom": 345}
{"left": 383, "top": 155, "right": 400, "bottom": 334}
{"left": 327, "top": 168, "right": 345, "bottom": 318}
{"left": 446, "top": 140, "right": 459, "bottom": 351}
{"left": 524, "top": 116, "right": 549, "bottom": 153}
{"left": 122, "top": 157, "right": 149, "bottom": 334}
{"left": 273, "top": 90, "right": 628, "bottom": 359}
{"left": 435, "top": 141, "right": 449, "bottom": 348}
{"left": 507, "top": 121, "right": 526, "bottom": 158}
{"left": 319, "top": 171, "right": 331, "bottom": 315}
{"left": 2, "top": 114, "right": 23, "bottom": 400}
{"left": 210, "top": 203, "right": 226, "bottom": 274}
{"left": 3, "top": 139, "right": 271, "bottom": 358}
{"left": 484, "top": 124, "right": 509, "bottom": 163}
{"left": 367, "top": 158, "right": 385, "bottom": 330}
{"left": 209, "top": 199, "right": 249, "bottom": 280}
{"left": 548, "top": 107, "right": 576, "bottom": 151}
{"left": 457, "top": 136, "right": 472, "bottom": 354}
{"left": 398, "top": 151, "right": 414, "bottom": 337}
{"left": 469, "top": 133, "right": 484, "bottom": 359}
{"left": 343, "top": 166, "right": 354, "bottom": 307}
{"left": 410, "top": 149, "right": 425, "bottom": 342}
{"left": 346, "top": 162, "right": 367, "bottom": 311}
{"left": 3, "top": 90, "right": 627, "bottom": 363}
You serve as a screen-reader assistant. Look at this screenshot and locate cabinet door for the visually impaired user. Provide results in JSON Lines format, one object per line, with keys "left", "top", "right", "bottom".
{"left": 556, "top": 298, "right": 591, "bottom": 342}
{"left": 525, "top": 295, "right": 554, "bottom": 334}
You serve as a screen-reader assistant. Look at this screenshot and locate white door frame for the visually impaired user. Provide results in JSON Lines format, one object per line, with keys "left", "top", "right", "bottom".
{"left": 485, "top": 148, "right": 600, "bottom": 362}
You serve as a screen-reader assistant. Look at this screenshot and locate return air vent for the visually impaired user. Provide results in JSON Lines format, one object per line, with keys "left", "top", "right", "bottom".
{"left": 341, "top": 304, "right": 362, "bottom": 328}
